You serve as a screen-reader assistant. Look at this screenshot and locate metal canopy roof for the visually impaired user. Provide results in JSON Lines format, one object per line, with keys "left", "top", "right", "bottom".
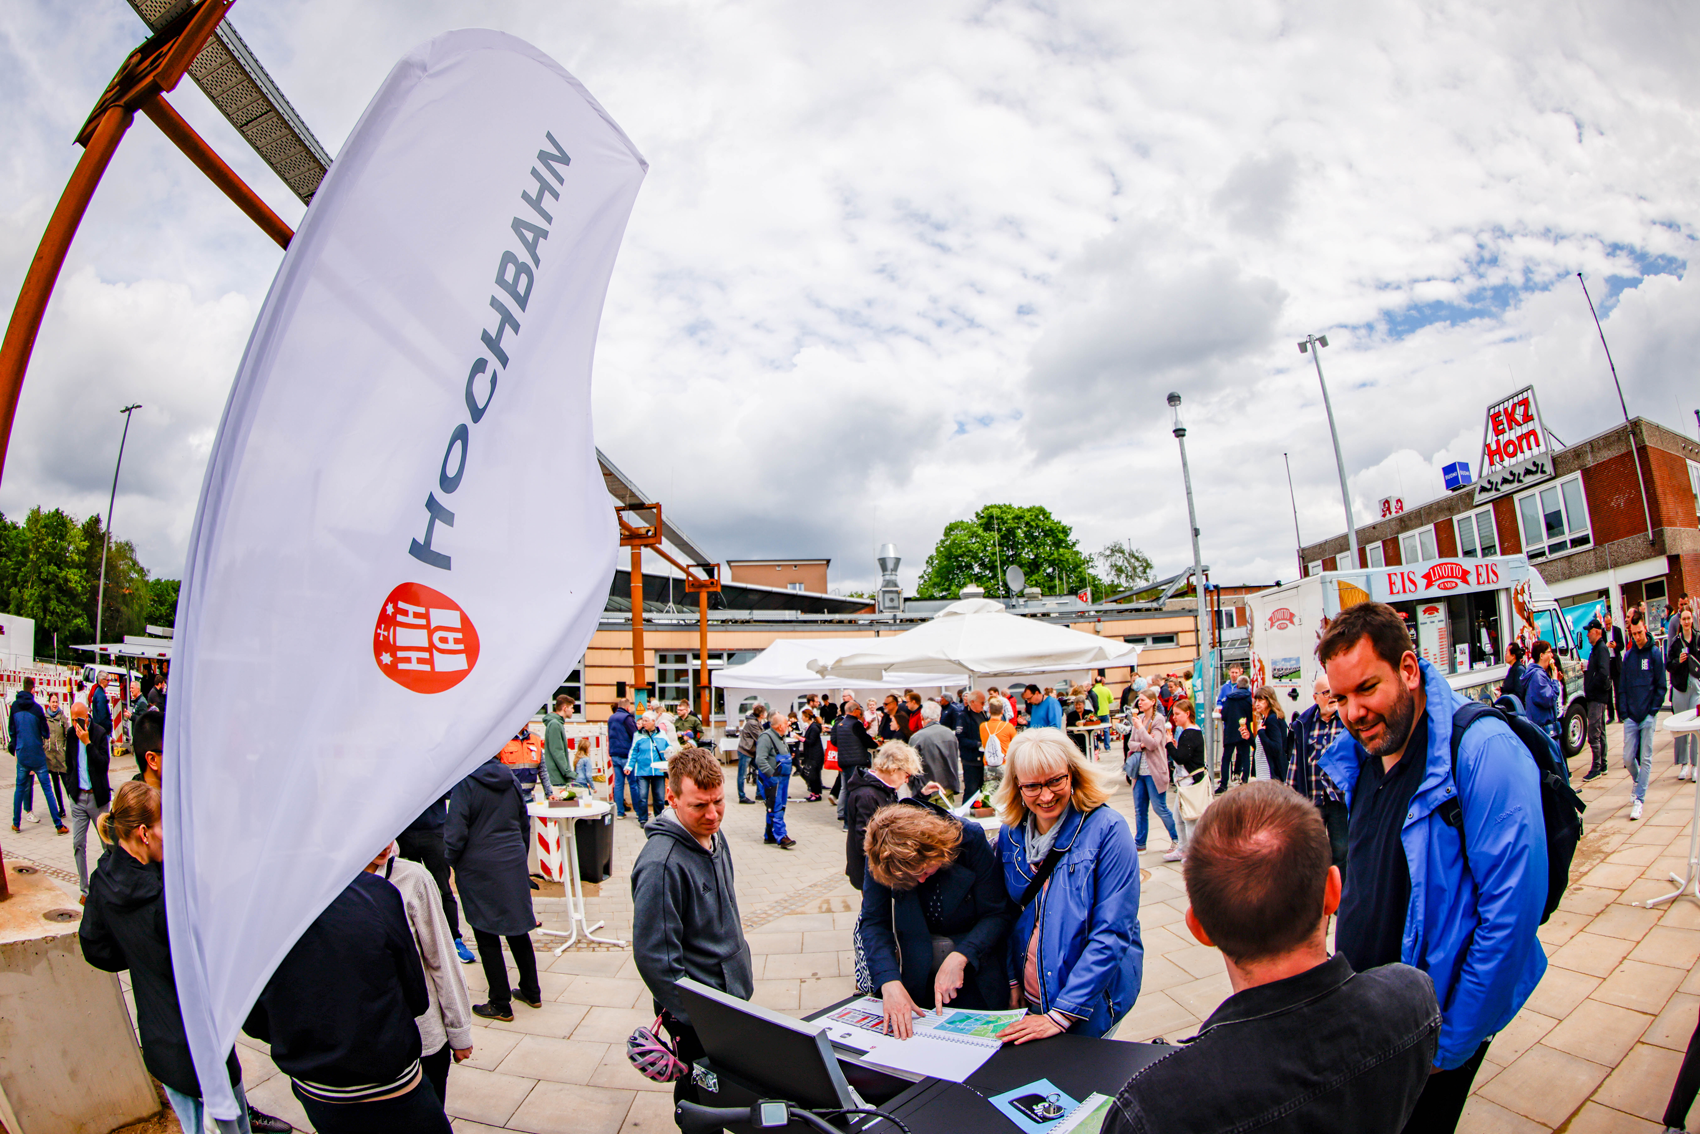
{"left": 595, "top": 448, "right": 714, "bottom": 567}
{"left": 128, "top": 0, "right": 332, "bottom": 202}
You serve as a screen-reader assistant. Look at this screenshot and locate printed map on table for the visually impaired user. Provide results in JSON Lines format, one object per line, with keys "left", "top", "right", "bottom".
{"left": 926, "top": 1008, "right": 1027, "bottom": 1038}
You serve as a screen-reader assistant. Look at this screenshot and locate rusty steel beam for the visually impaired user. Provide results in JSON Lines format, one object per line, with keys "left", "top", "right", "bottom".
{"left": 0, "top": 0, "right": 236, "bottom": 484}
{"left": 140, "top": 95, "right": 292, "bottom": 249}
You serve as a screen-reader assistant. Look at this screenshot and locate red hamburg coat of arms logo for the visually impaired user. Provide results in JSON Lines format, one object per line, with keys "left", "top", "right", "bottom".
{"left": 373, "top": 582, "right": 481, "bottom": 693}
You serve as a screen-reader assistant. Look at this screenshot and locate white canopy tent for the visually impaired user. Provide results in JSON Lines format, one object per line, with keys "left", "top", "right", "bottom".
{"left": 811, "top": 599, "right": 1142, "bottom": 684}
{"left": 711, "top": 637, "right": 949, "bottom": 718}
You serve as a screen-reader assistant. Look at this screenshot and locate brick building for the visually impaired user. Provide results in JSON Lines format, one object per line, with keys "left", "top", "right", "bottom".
{"left": 1299, "top": 416, "right": 1700, "bottom": 629}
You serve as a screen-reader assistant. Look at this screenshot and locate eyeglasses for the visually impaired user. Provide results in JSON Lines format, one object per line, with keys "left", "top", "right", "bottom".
{"left": 1018, "top": 773, "right": 1072, "bottom": 798}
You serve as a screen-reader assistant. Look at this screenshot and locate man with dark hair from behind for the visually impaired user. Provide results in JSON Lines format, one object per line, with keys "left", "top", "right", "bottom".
{"left": 244, "top": 870, "right": 451, "bottom": 1132}
{"left": 1104, "top": 782, "right": 1438, "bottom": 1134}
{"left": 1318, "top": 602, "right": 1547, "bottom": 1134}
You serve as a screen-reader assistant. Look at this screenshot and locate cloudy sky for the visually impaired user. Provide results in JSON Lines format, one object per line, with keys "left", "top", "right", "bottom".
{"left": 4, "top": 1, "right": 1698, "bottom": 595}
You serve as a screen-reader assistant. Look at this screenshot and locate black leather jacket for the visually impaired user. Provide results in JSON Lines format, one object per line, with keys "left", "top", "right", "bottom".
{"left": 1104, "top": 955, "right": 1439, "bottom": 1134}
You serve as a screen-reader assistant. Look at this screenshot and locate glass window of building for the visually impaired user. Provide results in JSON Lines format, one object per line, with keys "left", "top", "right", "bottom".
{"left": 1400, "top": 529, "right": 1438, "bottom": 564}
{"left": 1306, "top": 560, "right": 1322, "bottom": 577}
{"left": 1366, "top": 543, "right": 1385, "bottom": 568}
{"left": 545, "top": 660, "right": 585, "bottom": 717}
{"left": 1688, "top": 459, "right": 1700, "bottom": 517}
{"left": 1515, "top": 474, "right": 1591, "bottom": 560}
{"left": 1454, "top": 508, "right": 1498, "bottom": 559}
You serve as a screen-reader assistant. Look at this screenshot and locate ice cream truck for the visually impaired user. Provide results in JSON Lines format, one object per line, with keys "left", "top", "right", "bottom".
{"left": 1245, "top": 554, "right": 1590, "bottom": 756}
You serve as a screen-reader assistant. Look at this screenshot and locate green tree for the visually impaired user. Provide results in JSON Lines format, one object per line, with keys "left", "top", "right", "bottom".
{"left": 146, "top": 578, "right": 180, "bottom": 630}
{"left": 916, "top": 504, "right": 1102, "bottom": 600}
{"left": 0, "top": 507, "right": 96, "bottom": 658}
{"left": 1093, "top": 540, "right": 1154, "bottom": 595}
{"left": 79, "top": 514, "right": 151, "bottom": 645}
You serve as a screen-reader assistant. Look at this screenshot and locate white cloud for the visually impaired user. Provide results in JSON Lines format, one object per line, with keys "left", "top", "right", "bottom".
{"left": 2, "top": 0, "right": 1698, "bottom": 596}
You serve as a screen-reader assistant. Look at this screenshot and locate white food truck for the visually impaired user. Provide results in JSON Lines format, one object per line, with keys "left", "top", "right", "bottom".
{"left": 1245, "top": 554, "right": 1590, "bottom": 756}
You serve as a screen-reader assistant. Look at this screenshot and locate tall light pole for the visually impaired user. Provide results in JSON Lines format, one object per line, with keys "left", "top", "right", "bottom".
{"left": 1299, "top": 334, "right": 1359, "bottom": 569}
{"left": 1168, "top": 392, "right": 1214, "bottom": 760}
{"left": 95, "top": 403, "right": 142, "bottom": 653}
{"left": 1283, "top": 452, "right": 1303, "bottom": 578}
{"left": 1577, "top": 274, "right": 1655, "bottom": 548}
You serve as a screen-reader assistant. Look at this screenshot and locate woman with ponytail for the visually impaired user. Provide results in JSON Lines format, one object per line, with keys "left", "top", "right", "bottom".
{"left": 79, "top": 780, "right": 290, "bottom": 1133}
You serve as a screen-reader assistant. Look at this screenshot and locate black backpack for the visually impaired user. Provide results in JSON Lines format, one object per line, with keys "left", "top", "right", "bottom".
{"left": 1441, "top": 697, "right": 1584, "bottom": 924}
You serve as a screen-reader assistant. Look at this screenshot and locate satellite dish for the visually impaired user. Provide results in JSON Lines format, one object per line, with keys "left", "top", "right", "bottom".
{"left": 1005, "top": 565, "right": 1025, "bottom": 593}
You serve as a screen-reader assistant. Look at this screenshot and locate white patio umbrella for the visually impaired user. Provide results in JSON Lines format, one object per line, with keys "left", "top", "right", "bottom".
{"left": 810, "top": 598, "right": 1142, "bottom": 682}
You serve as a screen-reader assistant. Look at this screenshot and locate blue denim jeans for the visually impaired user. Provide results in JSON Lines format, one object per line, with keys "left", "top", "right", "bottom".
{"left": 611, "top": 759, "right": 632, "bottom": 816}
{"left": 1132, "top": 774, "right": 1178, "bottom": 848}
{"left": 1625, "top": 714, "right": 1658, "bottom": 803}
{"left": 737, "top": 750, "right": 754, "bottom": 802}
{"left": 760, "top": 765, "right": 791, "bottom": 841}
{"left": 633, "top": 775, "right": 666, "bottom": 821}
{"left": 12, "top": 753, "right": 62, "bottom": 828}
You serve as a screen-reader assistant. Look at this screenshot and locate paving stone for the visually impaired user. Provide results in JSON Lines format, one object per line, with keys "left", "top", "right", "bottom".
{"left": 1474, "top": 1044, "right": 1609, "bottom": 1128}
{"left": 1557, "top": 1101, "right": 1662, "bottom": 1134}
{"left": 1547, "top": 931, "right": 1636, "bottom": 978}
{"left": 1628, "top": 926, "right": 1700, "bottom": 969}
{"left": 763, "top": 951, "right": 841, "bottom": 979}
{"left": 444, "top": 1064, "right": 537, "bottom": 1128}
{"left": 1541, "top": 999, "right": 1651, "bottom": 1067}
{"left": 1580, "top": 861, "right": 1647, "bottom": 891}
{"left": 1644, "top": 992, "right": 1700, "bottom": 1051}
{"left": 1590, "top": 1042, "right": 1685, "bottom": 1123}
{"left": 1166, "top": 943, "right": 1223, "bottom": 980}
{"left": 495, "top": 1035, "right": 610, "bottom": 1086}
{"left": 802, "top": 929, "right": 852, "bottom": 953}
{"left": 1521, "top": 965, "right": 1602, "bottom": 1020}
{"left": 1455, "top": 1094, "right": 1546, "bottom": 1133}
{"left": 1482, "top": 1008, "right": 1558, "bottom": 1067}
{"left": 506, "top": 1080, "right": 636, "bottom": 1134}
{"left": 1113, "top": 992, "right": 1199, "bottom": 1042}
{"left": 798, "top": 976, "right": 857, "bottom": 1011}
{"left": 571, "top": 1006, "right": 655, "bottom": 1044}
{"left": 1167, "top": 971, "right": 1232, "bottom": 1019}
{"left": 486, "top": 1001, "right": 593, "bottom": 1040}
{"left": 559, "top": 977, "right": 649, "bottom": 1010}
{"left": 1582, "top": 904, "right": 1662, "bottom": 942}
{"left": 588, "top": 1042, "right": 675, "bottom": 1092}
{"left": 1593, "top": 960, "right": 1688, "bottom": 1016}
{"left": 620, "top": 1091, "right": 680, "bottom": 1134}
{"left": 461, "top": 1026, "right": 526, "bottom": 1071}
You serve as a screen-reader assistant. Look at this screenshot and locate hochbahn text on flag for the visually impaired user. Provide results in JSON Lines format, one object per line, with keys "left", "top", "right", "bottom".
{"left": 164, "top": 31, "right": 645, "bottom": 1120}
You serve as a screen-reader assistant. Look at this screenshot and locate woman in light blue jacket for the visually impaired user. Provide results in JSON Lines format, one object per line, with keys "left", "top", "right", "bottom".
{"left": 996, "top": 728, "right": 1142, "bottom": 1042}
{"left": 626, "top": 714, "right": 674, "bottom": 823}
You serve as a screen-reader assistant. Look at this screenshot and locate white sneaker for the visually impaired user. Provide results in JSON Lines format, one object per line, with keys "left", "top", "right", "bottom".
{"left": 1162, "top": 847, "right": 1184, "bottom": 863}
{"left": 25, "top": 810, "right": 40, "bottom": 824}
{"left": 1631, "top": 799, "right": 1644, "bottom": 821}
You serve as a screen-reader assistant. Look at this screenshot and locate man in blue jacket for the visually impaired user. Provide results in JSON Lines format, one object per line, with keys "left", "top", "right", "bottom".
{"left": 1319, "top": 602, "right": 1546, "bottom": 1134}
{"left": 606, "top": 699, "right": 638, "bottom": 818}
{"left": 1619, "top": 610, "right": 1667, "bottom": 822}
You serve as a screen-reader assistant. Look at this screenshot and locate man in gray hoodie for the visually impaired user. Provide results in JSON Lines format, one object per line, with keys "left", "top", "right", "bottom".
{"left": 632, "top": 746, "right": 754, "bottom": 1110}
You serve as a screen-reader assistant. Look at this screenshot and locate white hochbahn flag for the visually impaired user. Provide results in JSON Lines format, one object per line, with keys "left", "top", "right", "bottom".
{"left": 164, "top": 31, "right": 644, "bottom": 1119}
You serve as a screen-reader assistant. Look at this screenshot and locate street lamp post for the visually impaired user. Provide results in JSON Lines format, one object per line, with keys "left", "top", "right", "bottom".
{"left": 1168, "top": 392, "right": 1214, "bottom": 761}
{"left": 95, "top": 403, "right": 142, "bottom": 653}
{"left": 1299, "top": 334, "right": 1360, "bottom": 569}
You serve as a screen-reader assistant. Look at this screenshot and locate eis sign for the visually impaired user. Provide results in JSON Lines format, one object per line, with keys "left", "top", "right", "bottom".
{"left": 1475, "top": 385, "right": 1554, "bottom": 503}
{"left": 1372, "top": 558, "right": 1510, "bottom": 603}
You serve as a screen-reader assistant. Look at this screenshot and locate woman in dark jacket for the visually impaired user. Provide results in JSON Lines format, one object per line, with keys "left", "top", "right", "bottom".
{"left": 446, "top": 756, "right": 539, "bottom": 1021}
{"left": 859, "top": 801, "right": 1011, "bottom": 1032}
{"left": 1251, "top": 686, "right": 1290, "bottom": 784}
{"left": 80, "top": 780, "right": 289, "bottom": 1133}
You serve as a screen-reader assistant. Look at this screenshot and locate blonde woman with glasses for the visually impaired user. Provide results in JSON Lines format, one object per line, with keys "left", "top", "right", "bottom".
{"left": 993, "top": 728, "right": 1142, "bottom": 1044}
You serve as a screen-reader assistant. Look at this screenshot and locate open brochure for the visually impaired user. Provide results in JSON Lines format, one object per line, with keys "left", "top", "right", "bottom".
{"left": 988, "top": 1082, "right": 1116, "bottom": 1134}
{"left": 818, "top": 997, "right": 1026, "bottom": 1082}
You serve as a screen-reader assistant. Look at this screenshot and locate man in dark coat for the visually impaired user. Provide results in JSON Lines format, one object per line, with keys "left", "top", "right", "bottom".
{"left": 1218, "top": 678, "right": 1255, "bottom": 791}
{"left": 608, "top": 698, "right": 638, "bottom": 817}
{"left": 446, "top": 756, "right": 539, "bottom": 1020}
{"left": 10, "top": 677, "right": 63, "bottom": 833}
{"left": 246, "top": 870, "right": 448, "bottom": 1133}
{"left": 955, "top": 690, "right": 989, "bottom": 801}
{"left": 831, "top": 700, "right": 878, "bottom": 820}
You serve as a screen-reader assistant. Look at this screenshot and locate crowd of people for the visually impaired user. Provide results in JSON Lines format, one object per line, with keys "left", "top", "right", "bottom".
{"left": 22, "top": 592, "right": 1699, "bottom": 1132}
{"left": 630, "top": 603, "right": 1556, "bottom": 1131}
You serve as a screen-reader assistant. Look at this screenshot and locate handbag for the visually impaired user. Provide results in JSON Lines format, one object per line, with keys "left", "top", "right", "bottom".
{"left": 1174, "top": 767, "right": 1214, "bottom": 822}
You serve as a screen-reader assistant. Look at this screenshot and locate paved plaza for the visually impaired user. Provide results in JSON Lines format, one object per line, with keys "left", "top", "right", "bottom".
{"left": 5, "top": 717, "right": 1699, "bottom": 1133}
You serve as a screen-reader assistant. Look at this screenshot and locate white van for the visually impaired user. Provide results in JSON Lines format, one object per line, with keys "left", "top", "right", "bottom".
{"left": 1246, "top": 555, "right": 1589, "bottom": 756}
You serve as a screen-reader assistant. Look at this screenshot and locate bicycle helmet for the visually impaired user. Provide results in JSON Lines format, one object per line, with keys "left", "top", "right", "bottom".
{"left": 628, "top": 1017, "right": 687, "bottom": 1083}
